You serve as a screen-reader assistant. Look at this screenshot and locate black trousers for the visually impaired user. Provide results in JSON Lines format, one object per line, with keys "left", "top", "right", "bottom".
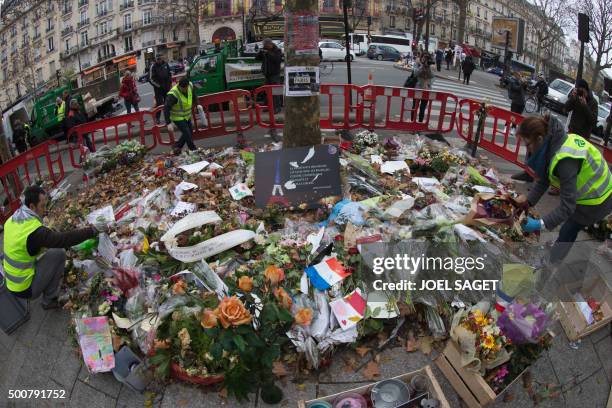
{"left": 154, "top": 86, "right": 169, "bottom": 121}
{"left": 463, "top": 73, "right": 472, "bottom": 85}
{"left": 411, "top": 99, "right": 428, "bottom": 122}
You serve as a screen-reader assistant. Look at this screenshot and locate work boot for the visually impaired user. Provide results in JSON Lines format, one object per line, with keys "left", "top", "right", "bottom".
{"left": 511, "top": 171, "right": 534, "bottom": 182}
{"left": 42, "top": 299, "right": 61, "bottom": 310}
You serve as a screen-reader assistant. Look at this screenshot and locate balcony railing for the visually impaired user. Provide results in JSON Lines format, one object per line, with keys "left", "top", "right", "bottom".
{"left": 120, "top": 1, "right": 135, "bottom": 10}
{"left": 61, "top": 26, "right": 74, "bottom": 36}
{"left": 33, "top": 33, "right": 41, "bottom": 40}
{"left": 78, "top": 19, "right": 90, "bottom": 28}
{"left": 138, "top": 0, "right": 156, "bottom": 4}
{"left": 63, "top": 6, "right": 73, "bottom": 15}
{"left": 98, "top": 51, "right": 117, "bottom": 63}
{"left": 46, "top": 25, "right": 55, "bottom": 33}
{"left": 97, "top": 9, "right": 110, "bottom": 18}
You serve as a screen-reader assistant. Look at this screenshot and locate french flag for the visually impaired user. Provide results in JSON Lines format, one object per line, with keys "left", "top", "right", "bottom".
{"left": 305, "top": 257, "right": 351, "bottom": 290}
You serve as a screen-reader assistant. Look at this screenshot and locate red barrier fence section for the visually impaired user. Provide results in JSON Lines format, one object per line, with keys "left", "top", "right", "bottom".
{"left": 252, "top": 85, "right": 284, "bottom": 129}
{"left": 361, "top": 86, "right": 458, "bottom": 133}
{"left": 457, "top": 99, "right": 528, "bottom": 170}
{"left": 0, "top": 140, "right": 64, "bottom": 224}
{"left": 319, "top": 84, "right": 364, "bottom": 130}
{"left": 67, "top": 111, "right": 158, "bottom": 168}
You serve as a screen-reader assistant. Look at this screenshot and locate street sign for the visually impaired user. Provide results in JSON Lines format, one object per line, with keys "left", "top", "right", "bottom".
{"left": 491, "top": 17, "right": 525, "bottom": 54}
{"left": 285, "top": 66, "right": 320, "bottom": 96}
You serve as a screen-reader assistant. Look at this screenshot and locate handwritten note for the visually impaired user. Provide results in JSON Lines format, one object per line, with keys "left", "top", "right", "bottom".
{"left": 229, "top": 183, "right": 253, "bottom": 200}
{"left": 75, "top": 316, "right": 115, "bottom": 373}
{"left": 178, "top": 160, "right": 210, "bottom": 174}
{"left": 171, "top": 201, "right": 197, "bottom": 217}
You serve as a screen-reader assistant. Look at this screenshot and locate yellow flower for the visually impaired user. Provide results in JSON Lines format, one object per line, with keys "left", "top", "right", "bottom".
{"left": 483, "top": 334, "right": 496, "bottom": 350}
{"left": 473, "top": 310, "right": 488, "bottom": 326}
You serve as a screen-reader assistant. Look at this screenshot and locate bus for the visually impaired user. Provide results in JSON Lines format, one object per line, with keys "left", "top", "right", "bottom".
{"left": 369, "top": 34, "right": 413, "bottom": 56}
{"left": 346, "top": 33, "right": 369, "bottom": 56}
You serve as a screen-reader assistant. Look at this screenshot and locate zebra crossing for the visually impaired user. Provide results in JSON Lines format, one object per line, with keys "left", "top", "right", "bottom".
{"left": 431, "top": 77, "right": 512, "bottom": 110}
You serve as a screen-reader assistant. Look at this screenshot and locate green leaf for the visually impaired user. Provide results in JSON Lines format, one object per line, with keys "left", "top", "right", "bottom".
{"left": 372, "top": 307, "right": 381, "bottom": 317}
{"left": 233, "top": 335, "right": 247, "bottom": 352}
{"left": 261, "top": 344, "right": 280, "bottom": 367}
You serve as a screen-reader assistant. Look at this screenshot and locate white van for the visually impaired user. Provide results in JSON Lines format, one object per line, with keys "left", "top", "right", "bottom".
{"left": 347, "top": 33, "right": 369, "bottom": 56}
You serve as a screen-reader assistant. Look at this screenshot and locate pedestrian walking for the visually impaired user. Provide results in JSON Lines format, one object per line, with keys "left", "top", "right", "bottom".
{"left": 517, "top": 115, "right": 612, "bottom": 264}
{"left": 149, "top": 54, "right": 172, "bottom": 123}
{"left": 165, "top": 77, "right": 202, "bottom": 155}
{"left": 457, "top": 51, "right": 466, "bottom": 80}
{"left": 119, "top": 70, "right": 140, "bottom": 114}
{"left": 453, "top": 44, "right": 463, "bottom": 69}
{"left": 564, "top": 79, "right": 598, "bottom": 141}
{"left": 461, "top": 55, "right": 475, "bottom": 85}
{"left": 3, "top": 185, "right": 106, "bottom": 310}
{"left": 444, "top": 47, "right": 453, "bottom": 70}
{"left": 256, "top": 38, "right": 283, "bottom": 114}
{"left": 411, "top": 53, "right": 434, "bottom": 123}
{"left": 65, "top": 99, "right": 94, "bottom": 153}
{"left": 435, "top": 48, "right": 443, "bottom": 72}
{"left": 11, "top": 119, "right": 28, "bottom": 154}
{"left": 535, "top": 73, "right": 548, "bottom": 113}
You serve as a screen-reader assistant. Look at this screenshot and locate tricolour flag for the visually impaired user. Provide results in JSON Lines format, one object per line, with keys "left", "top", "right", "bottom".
{"left": 305, "top": 257, "right": 351, "bottom": 290}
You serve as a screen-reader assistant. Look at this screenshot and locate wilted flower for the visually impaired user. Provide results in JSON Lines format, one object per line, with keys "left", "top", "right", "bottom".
{"left": 172, "top": 279, "right": 187, "bottom": 295}
{"left": 178, "top": 327, "right": 191, "bottom": 352}
{"left": 274, "top": 288, "right": 293, "bottom": 310}
{"left": 264, "top": 265, "right": 285, "bottom": 285}
{"left": 294, "top": 308, "right": 313, "bottom": 326}
{"left": 238, "top": 276, "right": 254, "bottom": 292}
{"left": 200, "top": 309, "right": 219, "bottom": 329}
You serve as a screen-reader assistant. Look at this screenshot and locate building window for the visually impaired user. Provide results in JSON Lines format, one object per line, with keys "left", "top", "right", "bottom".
{"left": 484, "top": 9, "right": 487, "bottom": 19}
{"left": 22, "top": 33, "right": 29, "bottom": 46}
{"left": 96, "top": 21, "right": 110, "bottom": 36}
{"left": 389, "top": 15, "right": 395, "bottom": 28}
{"left": 215, "top": 0, "right": 231, "bottom": 16}
{"left": 34, "top": 25, "right": 40, "bottom": 37}
{"left": 143, "top": 10, "right": 152, "bottom": 25}
{"left": 47, "top": 18, "right": 54, "bottom": 31}
{"left": 49, "top": 60, "right": 56, "bottom": 77}
{"left": 80, "top": 10, "right": 88, "bottom": 23}
{"left": 81, "top": 30, "right": 89, "bottom": 45}
{"left": 431, "top": 24, "right": 435, "bottom": 35}
{"left": 322, "top": 0, "right": 334, "bottom": 11}
{"left": 48, "top": 36, "right": 54, "bottom": 51}
{"left": 36, "top": 67, "right": 43, "bottom": 83}
{"left": 125, "top": 35, "right": 133, "bottom": 51}
{"left": 124, "top": 14, "right": 132, "bottom": 30}
{"left": 65, "top": 39, "right": 70, "bottom": 51}
{"left": 477, "top": 7, "right": 480, "bottom": 16}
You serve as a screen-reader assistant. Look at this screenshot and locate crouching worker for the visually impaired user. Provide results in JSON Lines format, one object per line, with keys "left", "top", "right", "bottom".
{"left": 517, "top": 115, "right": 612, "bottom": 264}
{"left": 2, "top": 186, "right": 106, "bottom": 309}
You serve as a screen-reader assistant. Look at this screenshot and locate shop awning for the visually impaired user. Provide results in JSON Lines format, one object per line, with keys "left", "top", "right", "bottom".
{"left": 112, "top": 54, "right": 136, "bottom": 64}
{"left": 83, "top": 65, "right": 103, "bottom": 75}
{"left": 462, "top": 44, "right": 481, "bottom": 58}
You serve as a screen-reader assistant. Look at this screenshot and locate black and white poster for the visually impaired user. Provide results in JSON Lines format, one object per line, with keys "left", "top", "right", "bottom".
{"left": 285, "top": 66, "right": 320, "bottom": 96}
{"left": 255, "top": 145, "right": 342, "bottom": 209}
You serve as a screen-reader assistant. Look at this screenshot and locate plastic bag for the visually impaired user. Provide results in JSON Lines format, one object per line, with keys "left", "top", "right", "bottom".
{"left": 97, "top": 233, "right": 117, "bottom": 265}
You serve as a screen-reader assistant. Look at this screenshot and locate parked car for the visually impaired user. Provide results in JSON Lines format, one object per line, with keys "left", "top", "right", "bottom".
{"left": 366, "top": 44, "right": 401, "bottom": 61}
{"left": 319, "top": 41, "right": 355, "bottom": 61}
{"left": 486, "top": 66, "right": 504, "bottom": 76}
{"left": 168, "top": 61, "right": 185, "bottom": 74}
{"left": 595, "top": 104, "right": 610, "bottom": 137}
{"left": 544, "top": 78, "right": 574, "bottom": 113}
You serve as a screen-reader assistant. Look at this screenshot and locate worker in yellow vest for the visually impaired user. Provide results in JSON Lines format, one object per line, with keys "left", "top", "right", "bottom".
{"left": 517, "top": 115, "right": 612, "bottom": 263}
{"left": 2, "top": 186, "right": 105, "bottom": 309}
{"left": 164, "top": 77, "right": 202, "bottom": 155}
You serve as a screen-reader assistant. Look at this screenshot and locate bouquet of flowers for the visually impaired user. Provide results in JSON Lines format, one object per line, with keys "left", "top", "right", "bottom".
{"left": 351, "top": 130, "right": 379, "bottom": 153}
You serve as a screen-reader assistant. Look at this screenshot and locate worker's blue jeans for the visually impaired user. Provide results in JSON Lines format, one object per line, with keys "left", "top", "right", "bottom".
{"left": 173, "top": 120, "right": 196, "bottom": 151}
{"left": 550, "top": 218, "right": 585, "bottom": 264}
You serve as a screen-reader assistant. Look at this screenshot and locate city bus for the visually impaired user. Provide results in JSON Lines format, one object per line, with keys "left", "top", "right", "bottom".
{"left": 369, "top": 34, "right": 413, "bottom": 56}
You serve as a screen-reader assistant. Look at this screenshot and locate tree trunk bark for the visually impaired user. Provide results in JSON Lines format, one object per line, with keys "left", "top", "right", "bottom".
{"left": 283, "top": 0, "right": 321, "bottom": 148}
{"left": 456, "top": 0, "right": 467, "bottom": 44}
{"left": 535, "top": 37, "right": 541, "bottom": 74}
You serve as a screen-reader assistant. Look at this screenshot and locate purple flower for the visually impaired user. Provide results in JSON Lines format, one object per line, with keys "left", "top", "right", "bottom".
{"left": 106, "top": 295, "right": 119, "bottom": 303}
{"left": 494, "top": 365, "right": 509, "bottom": 383}
{"left": 498, "top": 303, "right": 549, "bottom": 344}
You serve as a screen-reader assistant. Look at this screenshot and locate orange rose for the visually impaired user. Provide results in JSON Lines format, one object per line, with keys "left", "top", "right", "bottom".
{"left": 215, "top": 296, "right": 252, "bottom": 329}
{"left": 200, "top": 309, "right": 218, "bottom": 329}
{"left": 238, "top": 276, "right": 254, "bottom": 292}
{"left": 264, "top": 265, "right": 285, "bottom": 285}
{"left": 274, "top": 287, "right": 293, "bottom": 309}
{"left": 172, "top": 279, "right": 187, "bottom": 295}
{"left": 294, "top": 308, "right": 313, "bottom": 326}
{"left": 153, "top": 339, "right": 171, "bottom": 350}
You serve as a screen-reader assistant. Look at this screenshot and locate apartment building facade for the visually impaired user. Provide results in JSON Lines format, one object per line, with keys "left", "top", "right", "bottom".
{"left": 0, "top": 0, "right": 198, "bottom": 110}
{"left": 381, "top": 0, "right": 567, "bottom": 72}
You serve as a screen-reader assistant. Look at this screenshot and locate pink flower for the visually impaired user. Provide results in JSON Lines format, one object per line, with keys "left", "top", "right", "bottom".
{"left": 153, "top": 274, "right": 161, "bottom": 282}
{"left": 106, "top": 295, "right": 119, "bottom": 303}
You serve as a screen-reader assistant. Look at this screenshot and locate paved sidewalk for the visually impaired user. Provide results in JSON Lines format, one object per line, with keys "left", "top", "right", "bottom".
{"left": 1, "top": 131, "right": 610, "bottom": 407}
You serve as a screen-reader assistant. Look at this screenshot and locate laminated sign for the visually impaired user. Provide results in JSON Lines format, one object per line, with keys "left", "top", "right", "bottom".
{"left": 255, "top": 145, "right": 342, "bottom": 208}
{"left": 285, "top": 66, "right": 319, "bottom": 96}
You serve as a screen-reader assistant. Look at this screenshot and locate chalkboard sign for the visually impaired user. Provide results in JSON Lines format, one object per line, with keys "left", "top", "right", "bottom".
{"left": 255, "top": 145, "right": 342, "bottom": 209}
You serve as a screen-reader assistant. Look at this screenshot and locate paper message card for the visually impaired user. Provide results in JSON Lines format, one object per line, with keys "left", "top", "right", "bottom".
{"left": 75, "top": 316, "right": 115, "bottom": 373}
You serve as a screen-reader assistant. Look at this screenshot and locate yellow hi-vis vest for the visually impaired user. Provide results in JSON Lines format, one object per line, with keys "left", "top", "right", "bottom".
{"left": 549, "top": 133, "right": 612, "bottom": 206}
{"left": 2, "top": 216, "right": 43, "bottom": 292}
{"left": 57, "top": 101, "right": 66, "bottom": 122}
{"left": 168, "top": 84, "right": 193, "bottom": 122}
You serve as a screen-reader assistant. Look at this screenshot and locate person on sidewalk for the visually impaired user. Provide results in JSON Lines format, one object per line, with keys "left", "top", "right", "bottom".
{"left": 564, "top": 79, "right": 598, "bottom": 141}
{"left": 461, "top": 55, "right": 475, "bottom": 85}
{"left": 517, "top": 115, "right": 612, "bottom": 264}
{"left": 149, "top": 54, "right": 172, "bottom": 123}
{"left": 411, "top": 53, "right": 434, "bottom": 123}
{"left": 256, "top": 38, "right": 283, "bottom": 114}
{"left": 11, "top": 119, "right": 28, "bottom": 154}
{"left": 165, "top": 77, "right": 201, "bottom": 155}
{"left": 444, "top": 47, "right": 453, "bottom": 70}
{"left": 119, "top": 70, "right": 140, "bottom": 114}
{"left": 3, "top": 185, "right": 105, "bottom": 309}
{"left": 507, "top": 73, "right": 533, "bottom": 182}
{"left": 65, "top": 99, "right": 94, "bottom": 153}
{"left": 435, "top": 48, "right": 443, "bottom": 72}
{"left": 535, "top": 73, "right": 548, "bottom": 113}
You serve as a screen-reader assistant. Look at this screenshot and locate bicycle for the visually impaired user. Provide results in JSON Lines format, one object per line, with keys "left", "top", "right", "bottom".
{"left": 319, "top": 60, "right": 334, "bottom": 76}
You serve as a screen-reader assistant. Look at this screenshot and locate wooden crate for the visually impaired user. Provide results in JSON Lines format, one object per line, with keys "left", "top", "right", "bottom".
{"left": 435, "top": 341, "right": 525, "bottom": 408}
{"left": 297, "top": 365, "right": 450, "bottom": 408}
{"left": 557, "top": 276, "right": 612, "bottom": 342}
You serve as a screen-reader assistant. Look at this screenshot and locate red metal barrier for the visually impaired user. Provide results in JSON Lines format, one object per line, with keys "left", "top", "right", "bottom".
{"left": 457, "top": 99, "right": 528, "bottom": 169}
{"left": 156, "top": 90, "right": 255, "bottom": 146}
{"left": 0, "top": 140, "right": 65, "bottom": 224}
{"left": 361, "top": 85, "right": 458, "bottom": 133}
{"left": 67, "top": 111, "right": 158, "bottom": 168}
{"left": 252, "top": 85, "right": 284, "bottom": 129}
{"left": 319, "top": 84, "right": 364, "bottom": 130}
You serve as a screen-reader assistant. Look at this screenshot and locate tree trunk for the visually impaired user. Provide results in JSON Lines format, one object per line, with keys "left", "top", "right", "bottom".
{"left": 456, "top": 0, "right": 467, "bottom": 44}
{"left": 535, "top": 37, "right": 541, "bottom": 74}
{"left": 0, "top": 135, "right": 12, "bottom": 163}
{"left": 283, "top": 0, "right": 321, "bottom": 148}
{"left": 591, "top": 51, "right": 602, "bottom": 90}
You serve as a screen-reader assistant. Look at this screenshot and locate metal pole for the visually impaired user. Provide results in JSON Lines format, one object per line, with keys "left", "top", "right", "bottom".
{"left": 342, "top": 0, "right": 352, "bottom": 85}
{"left": 577, "top": 41, "right": 585, "bottom": 80}
{"left": 503, "top": 30, "right": 510, "bottom": 75}
{"left": 424, "top": 0, "right": 431, "bottom": 52}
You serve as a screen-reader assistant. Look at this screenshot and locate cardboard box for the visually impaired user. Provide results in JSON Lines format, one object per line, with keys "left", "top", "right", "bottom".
{"left": 435, "top": 341, "right": 525, "bottom": 408}
{"left": 557, "top": 276, "right": 612, "bottom": 342}
{"left": 297, "top": 365, "right": 450, "bottom": 408}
